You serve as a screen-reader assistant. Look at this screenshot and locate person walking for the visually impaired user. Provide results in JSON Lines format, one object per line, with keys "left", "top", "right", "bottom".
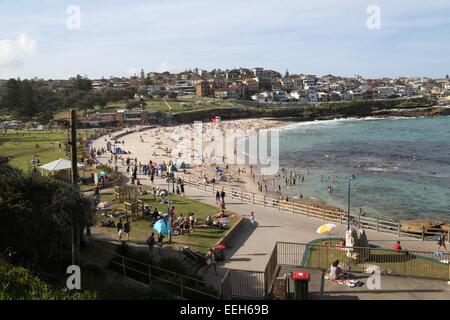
{"left": 117, "top": 219, "right": 124, "bottom": 241}
{"left": 146, "top": 233, "right": 155, "bottom": 255}
{"left": 438, "top": 232, "right": 447, "bottom": 251}
{"left": 180, "top": 183, "right": 185, "bottom": 196}
{"left": 250, "top": 211, "right": 255, "bottom": 228}
{"left": 204, "top": 248, "right": 218, "bottom": 275}
{"left": 215, "top": 190, "right": 221, "bottom": 204}
{"left": 220, "top": 189, "right": 226, "bottom": 205}
{"left": 124, "top": 218, "right": 131, "bottom": 241}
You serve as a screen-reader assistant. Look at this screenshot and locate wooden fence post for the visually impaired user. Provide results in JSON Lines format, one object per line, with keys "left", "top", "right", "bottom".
{"left": 398, "top": 222, "right": 401, "bottom": 237}
{"left": 292, "top": 202, "right": 294, "bottom": 213}
{"left": 264, "top": 196, "right": 266, "bottom": 207}
{"left": 376, "top": 218, "right": 379, "bottom": 232}
{"left": 422, "top": 226, "right": 425, "bottom": 241}
{"left": 252, "top": 193, "right": 255, "bottom": 204}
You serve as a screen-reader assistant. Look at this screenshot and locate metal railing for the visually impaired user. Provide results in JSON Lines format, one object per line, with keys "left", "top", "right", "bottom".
{"left": 218, "top": 241, "right": 450, "bottom": 299}
{"left": 183, "top": 178, "right": 450, "bottom": 243}
{"left": 87, "top": 243, "right": 221, "bottom": 300}
{"left": 276, "top": 242, "right": 450, "bottom": 281}
{"left": 220, "top": 269, "right": 265, "bottom": 299}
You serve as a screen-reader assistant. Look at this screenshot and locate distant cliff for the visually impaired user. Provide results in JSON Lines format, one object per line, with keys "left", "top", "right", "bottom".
{"left": 167, "top": 97, "right": 446, "bottom": 124}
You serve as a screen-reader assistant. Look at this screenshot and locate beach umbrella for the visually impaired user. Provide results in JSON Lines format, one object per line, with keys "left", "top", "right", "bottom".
{"left": 99, "top": 171, "right": 108, "bottom": 177}
{"left": 316, "top": 223, "right": 337, "bottom": 235}
{"left": 153, "top": 218, "right": 169, "bottom": 236}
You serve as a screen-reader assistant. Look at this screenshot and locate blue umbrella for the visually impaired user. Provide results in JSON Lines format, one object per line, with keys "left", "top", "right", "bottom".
{"left": 153, "top": 218, "right": 169, "bottom": 236}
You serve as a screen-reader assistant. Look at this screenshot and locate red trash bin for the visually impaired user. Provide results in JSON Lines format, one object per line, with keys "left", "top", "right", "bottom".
{"left": 214, "top": 245, "right": 226, "bottom": 261}
{"left": 291, "top": 271, "right": 310, "bottom": 300}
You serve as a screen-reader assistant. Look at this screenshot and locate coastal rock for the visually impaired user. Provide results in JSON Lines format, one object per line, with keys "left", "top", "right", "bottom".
{"left": 440, "top": 224, "right": 450, "bottom": 232}
{"left": 400, "top": 220, "right": 444, "bottom": 234}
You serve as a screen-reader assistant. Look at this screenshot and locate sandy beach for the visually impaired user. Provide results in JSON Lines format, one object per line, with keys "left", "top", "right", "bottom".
{"left": 92, "top": 118, "right": 343, "bottom": 213}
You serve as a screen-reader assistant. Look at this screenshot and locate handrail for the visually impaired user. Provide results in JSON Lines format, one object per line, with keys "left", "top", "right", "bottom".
{"left": 182, "top": 178, "right": 450, "bottom": 243}
{"left": 89, "top": 242, "right": 218, "bottom": 293}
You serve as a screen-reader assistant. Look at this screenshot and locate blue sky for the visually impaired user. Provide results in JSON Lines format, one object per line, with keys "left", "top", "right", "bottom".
{"left": 1, "top": 0, "right": 450, "bottom": 79}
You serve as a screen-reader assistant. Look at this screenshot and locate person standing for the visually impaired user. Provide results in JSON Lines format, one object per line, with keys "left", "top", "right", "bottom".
{"left": 438, "top": 232, "right": 447, "bottom": 251}
{"left": 215, "top": 190, "right": 221, "bottom": 204}
{"left": 220, "top": 189, "right": 226, "bottom": 205}
{"left": 204, "top": 248, "right": 218, "bottom": 275}
{"left": 180, "top": 182, "right": 185, "bottom": 196}
{"left": 250, "top": 211, "right": 255, "bottom": 228}
{"left": 117, "top": 219, "right": 124, "bottom": 241}
{"left": 146, "top": 233, "right": 155, "bottom": 255}
{"left": 124, "top": 219, "right": 131, "bottom": 241}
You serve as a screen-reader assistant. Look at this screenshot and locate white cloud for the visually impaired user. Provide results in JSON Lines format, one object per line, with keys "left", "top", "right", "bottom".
{"left": 0, "top": 33, "right": 38, "bottom": 71}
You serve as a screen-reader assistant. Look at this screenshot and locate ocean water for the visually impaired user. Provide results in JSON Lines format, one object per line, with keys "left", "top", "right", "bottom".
{"left": 276, "top": 116, "right": 450, "bottom": 222}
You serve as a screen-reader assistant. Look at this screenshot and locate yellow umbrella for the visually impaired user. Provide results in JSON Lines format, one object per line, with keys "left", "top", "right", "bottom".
{"left": 316, "top": 223, "right": 337, "bottom": 235}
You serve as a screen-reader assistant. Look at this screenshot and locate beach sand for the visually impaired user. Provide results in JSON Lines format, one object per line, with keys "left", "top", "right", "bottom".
{"left": 93, "top": 118, "right": 342, "bottom": 213}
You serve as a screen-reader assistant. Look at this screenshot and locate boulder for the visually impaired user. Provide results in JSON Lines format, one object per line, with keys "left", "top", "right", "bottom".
{"left": 440, "top": 224, "right": 450, "bottom": 233}
{"left": 400, "top": 220, "right": 444, "bottom": 234}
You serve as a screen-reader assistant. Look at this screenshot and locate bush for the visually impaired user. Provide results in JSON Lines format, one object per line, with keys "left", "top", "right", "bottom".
{"left": 0, "top": 262, "right": 96, "bottom": 300}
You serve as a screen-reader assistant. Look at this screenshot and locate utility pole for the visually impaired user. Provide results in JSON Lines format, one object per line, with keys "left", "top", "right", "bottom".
{"left": 70, "top": 109, "right": 80, "bottom": 267}
{"left": 347, "top": 177, "right": 351, "bottom": 231}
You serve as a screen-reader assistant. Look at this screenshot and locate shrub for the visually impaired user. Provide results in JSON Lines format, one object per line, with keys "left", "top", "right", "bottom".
{"left": 0, "top": 262, "right": 96, "bottom": 300}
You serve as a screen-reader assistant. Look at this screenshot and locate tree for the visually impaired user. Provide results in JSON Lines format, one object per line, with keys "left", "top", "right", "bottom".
{"left": 73, "top": 75, "right": 92, "bottom": 92}
{"left": 0, "top": 79, "right": 22, "bottom": 116}
{"left": 0, "top": 160, "right": 95, "bottom": 275}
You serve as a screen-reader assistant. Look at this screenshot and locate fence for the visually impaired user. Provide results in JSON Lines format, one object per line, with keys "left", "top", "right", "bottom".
{"left": 276, "top": 242, "right": 450, "bottom": 281}
{"left": 86, "top": 243, "right": 221, "bottom": 300}
{"left": 183, "top": 178, "right": 450, "bottom": 243}
{"left": 220, "top": 269, "right": 265, "bottom": 300}
{"left": 219, "top": 241, "right": 450, "bottom": 299}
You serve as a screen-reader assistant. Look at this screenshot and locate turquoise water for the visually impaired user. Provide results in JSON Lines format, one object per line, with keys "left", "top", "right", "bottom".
{"left": 276, "top": 116, "right": 450, "bottom": 221}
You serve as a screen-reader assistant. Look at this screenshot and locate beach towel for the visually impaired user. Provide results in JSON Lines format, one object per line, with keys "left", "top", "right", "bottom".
{"left": 324, "top": 273, "right": 364, "bottom": 288}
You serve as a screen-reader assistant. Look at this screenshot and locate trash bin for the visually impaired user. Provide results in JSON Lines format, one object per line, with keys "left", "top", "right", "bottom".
{"left": 291, "top": 271, "right": 310, "bottom": 300}
{"left": 214, "top": 245, "right": 226, "bottom": 261}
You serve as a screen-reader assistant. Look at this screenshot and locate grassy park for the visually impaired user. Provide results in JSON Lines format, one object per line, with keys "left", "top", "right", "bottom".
{"left": 0, "top": 129, "right": 68, "bottom": 170}
{"left": 94, "top": 189, "right": 238, "bottom": 254}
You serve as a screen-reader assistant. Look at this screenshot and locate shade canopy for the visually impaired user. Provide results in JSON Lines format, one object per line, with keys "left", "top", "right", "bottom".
{"left": 40, "top": 158, "right": 84, "bottom": 172}
{"left": 316, "top": 223, "right": 337, "bottom": 235}
{"left": 153, "top": 218, "right": 169, "bottom": 236}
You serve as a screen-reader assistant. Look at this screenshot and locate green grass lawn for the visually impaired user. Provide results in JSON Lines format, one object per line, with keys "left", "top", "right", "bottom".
{"left": 0, "top": 129, "right": 68, "bottom": 170}
{"left": 304, "top": 239, "right": 449, "bottom": 280}
{"left": 95, "top": 190, "right": 237, "bottom": 254}
{"left": 0, "top": 128, "right": 106, "bottom": 191}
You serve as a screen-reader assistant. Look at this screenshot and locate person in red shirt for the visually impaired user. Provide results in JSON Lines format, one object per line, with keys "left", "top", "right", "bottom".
{"left": 394, "top": 240, "right": 403, "bottom": 251}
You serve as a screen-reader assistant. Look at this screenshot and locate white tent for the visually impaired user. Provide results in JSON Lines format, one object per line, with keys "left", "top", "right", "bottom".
{"left": 40, "top": 158, "right": 84, "bottom": 172}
